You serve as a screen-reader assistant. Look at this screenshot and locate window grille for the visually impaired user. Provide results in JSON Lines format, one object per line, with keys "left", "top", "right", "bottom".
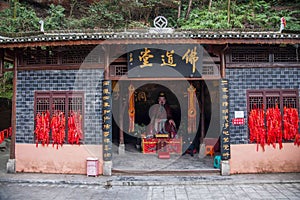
{"left": 202, "top": 65, "right": 215, "bottom": 75}
{"left": 247, "top": 90, "right": 298, "bottom": 112}
{"left": 247, "top": 89, "right": 299, "bottom": 142}
{"left": 34, "top": 91, "right": 84, "bottom": 143}
{"left": 230, "top": 47, "right": 269, "bottom": 63}
{"left": 110, "top": 65, "right": 127, "bottom": 77}
{"left": 23, "top": 48, "right": 59, "bottom": 65}
{"left": 35, "top": 97, "right": 50, "bottom": 114}
{"left": 283, "top": 96, "right": 297, "bottom": 108}
{"left": 249, "top": 96, "right": 263, "bottom": 110}
{"left": 62, "top": 46, "right": 102, "bottom": 64}
{"left": 69, "top": 97, "right": 83, "bottom": 114}
{"left": 273, "top": 47, "right": 298, "bottom": 62}
{"left": 52, "top": 97, "right": 66, "bottom": 114}
{"left": 228, "top": 45, "right": 299, "bottom": 64}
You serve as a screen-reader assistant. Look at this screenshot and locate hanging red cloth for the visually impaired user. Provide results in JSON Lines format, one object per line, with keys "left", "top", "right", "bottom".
{"left": 128, "top": 84, "right": 135, "bottom": 133}
{"left": 187, "top": 84, "right": 197, "bottom": 133}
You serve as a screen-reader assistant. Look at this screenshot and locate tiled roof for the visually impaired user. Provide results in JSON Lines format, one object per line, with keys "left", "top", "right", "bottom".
{"left": 0, "top": 30, "right": 299, "bottom": 47}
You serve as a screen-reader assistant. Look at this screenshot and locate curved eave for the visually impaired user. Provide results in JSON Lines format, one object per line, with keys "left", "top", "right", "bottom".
{"left": 0, "top": 32, "right": 299, "bottom": 48}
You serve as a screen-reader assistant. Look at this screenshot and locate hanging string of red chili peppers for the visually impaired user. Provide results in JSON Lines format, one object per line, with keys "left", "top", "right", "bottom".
{"left": 249, "top": 105, "right": 300, "bottom": 151}
{"left": 34, "top": 110, "right": 83, "bottom": 148}
{"left": 248, "top": 106, "right": 266, "bottom": 151}
{"left": 266, "top": 105, "right": 283, "bottom": 149}
{"left": 51, "top": 111, "right": 65, "bottom": 149}
{"left": 34, "top": 111, "right": 50, "bottom": 147}
{"left": 0, "top": 127, "right": 12, "bottom": 144}
{"left": 68, "top": 111, "right": 83, "bottom": 145}
{"left": 284, "top": 107, "right": 300, "bottom": 146}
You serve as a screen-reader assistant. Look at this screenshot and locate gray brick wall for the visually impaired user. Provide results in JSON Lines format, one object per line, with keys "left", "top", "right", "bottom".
{"left": 16, "top": 69, "right": 104, "bottom": 145}
{"left": 226, "top": 67, "right": 300, "bottom": 144}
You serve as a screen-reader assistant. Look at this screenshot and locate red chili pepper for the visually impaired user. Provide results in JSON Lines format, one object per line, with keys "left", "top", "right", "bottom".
{"left": 34, "top": 111, "right": 50, "bottom": 147}
{"left": 0, "top": 131, "right": 4, "bottom": 144}
{"left": 68, "top": 111, "right": 82, "bottom": 145}
{"left": 51, "top": 111, "right": 65, "bottom": 149}
{"left": 283, "top": 107, "right": 299, "bottom": 147}
{"left": 266, "top": 105, "right": 282, "bottom": 149}
{"left": 249, "top": 106, "right": 266, "bottom": 151}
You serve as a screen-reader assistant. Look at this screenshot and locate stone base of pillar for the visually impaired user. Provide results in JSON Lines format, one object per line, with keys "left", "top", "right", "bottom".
{"left": 198, "top": 144, "right": 206, "bottom": 158}
{"left": 103, "top": 161, "right": 112, "bottom": 176}
{"left": 7, "top": 159, "right": 16, "bottom": 173}
{"left": 221, "top": 160, "right": 230, "bottom": 176}
{"left": 118, "top": 144, "right": 125, "bottom": 155}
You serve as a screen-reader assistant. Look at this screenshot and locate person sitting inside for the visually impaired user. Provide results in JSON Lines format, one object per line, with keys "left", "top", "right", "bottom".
{"left": 147, "top": 92, "right": 177, "bottom": 138}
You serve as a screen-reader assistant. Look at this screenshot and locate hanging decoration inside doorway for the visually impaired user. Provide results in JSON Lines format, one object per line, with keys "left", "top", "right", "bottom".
{"left": 187, "top": 84, "right": 197, "bottom": 133}
{"left": 128, "top": 84, "right": 135, "bottom": 133}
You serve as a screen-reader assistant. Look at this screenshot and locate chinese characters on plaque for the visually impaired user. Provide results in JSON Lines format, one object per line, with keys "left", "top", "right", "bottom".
{"left": 102, "top": 80, "right": 112, "bottom": 161}
{"left": 220, "top": 79, "right": 230, "bottom": 160}
{"left": 127, "top": 45, "right": 203, "bottom": 78}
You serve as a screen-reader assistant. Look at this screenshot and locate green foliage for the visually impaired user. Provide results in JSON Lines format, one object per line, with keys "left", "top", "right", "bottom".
{"left": 0, "top": 70, "right": 13, "bottom": 100}
{"left": 0, "top": 2, "right": 39, "bottom": 33}
{"left": 45, "top": 4, "right": 66, "bottom": 30}
{"left": 79, "top": 2, "right": 124, "bottom": 29}
{"left": 0, "top": 0, "right": 299, "bottom": 32}
{"left": 179, "top": 7, "right": 231, "bottom": 29}
{"left": 180, "top": 0, "right": 300, "bottom": 30}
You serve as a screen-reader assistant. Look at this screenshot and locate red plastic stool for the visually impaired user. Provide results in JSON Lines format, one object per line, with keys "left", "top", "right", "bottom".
{"left": 205, "top": 145, "right": 214, "bottom": 157}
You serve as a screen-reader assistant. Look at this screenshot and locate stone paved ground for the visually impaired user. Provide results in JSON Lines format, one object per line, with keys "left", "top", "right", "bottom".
{"left": 0, "top": 181, "right": 300, "bottom": 200}
{"left": 1, "top": 143, "right": 300, "bottom": 200}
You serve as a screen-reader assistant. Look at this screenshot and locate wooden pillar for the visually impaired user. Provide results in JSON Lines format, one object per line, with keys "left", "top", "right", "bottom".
{"left": 119, "top": 82, "right": 124, "bottom": 145}
{"left": 200, "top": 82, "right": 205, "bottom": 144}
{"left": 220, "top": 44, "right": 228, "bottom": 79}
{"left": 10, "top": 52, "right": 17, "bottom": 160}
{"left": 0, "top": 49, "right": 3, "bottom": 77}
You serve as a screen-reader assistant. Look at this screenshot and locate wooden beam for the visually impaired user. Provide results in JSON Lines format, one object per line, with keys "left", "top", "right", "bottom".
{"left": 4, "top": 64, "right": 104, "bottom": 71}
{"left": 226, "top": 63, "right": 300, "bottom": 68}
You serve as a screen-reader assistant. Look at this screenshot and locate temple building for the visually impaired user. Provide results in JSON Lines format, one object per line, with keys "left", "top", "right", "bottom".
{"left": 0, "top": 29, "right": 299, "bottom": 175}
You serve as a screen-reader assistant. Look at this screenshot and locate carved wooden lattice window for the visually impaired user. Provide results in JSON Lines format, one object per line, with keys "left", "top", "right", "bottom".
{"left": 247, "top": 90, "right": 299, "bottom": 113}
{"left": 247, "top": 89, "right": 299, "bottom": 141}
{"left": 202, "top": 65, "right": 217, "bottom": 76}
{"left": 109, "top": 65, "right": 128, "bottom": 77}
{"left": 23, "top": 48, "right": 59, "bottom": 65}
{"left": 273, "top": 46, "right": 298, "bottom": 62}
{"left": 62, "top": 46, "right": 102, "bottom": 64}
{"left": 230, "top": 47, "right": 269, "bottom": 63}
{"left": 34, "top": 91, "right": 84, "bottom": 142}
{"left": 68, "top": 97, "right": 83, "bottom": 115}
{"left": 228, "top": 45, "right": 299, "bottom": 64}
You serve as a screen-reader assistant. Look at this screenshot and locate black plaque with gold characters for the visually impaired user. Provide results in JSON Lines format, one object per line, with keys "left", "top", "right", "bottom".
{"left": 220, "top": 79, "right": 230, "bottom": 160}
{"left": 102, "top": 80, "right": 112, "bottom": 161}
{"left": 127, "top": 44, "right": 203, "bottom": 78}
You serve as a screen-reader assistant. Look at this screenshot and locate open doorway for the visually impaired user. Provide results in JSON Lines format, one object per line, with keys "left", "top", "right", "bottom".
{"left": 111, "top": 80, "right": 220, "bottom": 173}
